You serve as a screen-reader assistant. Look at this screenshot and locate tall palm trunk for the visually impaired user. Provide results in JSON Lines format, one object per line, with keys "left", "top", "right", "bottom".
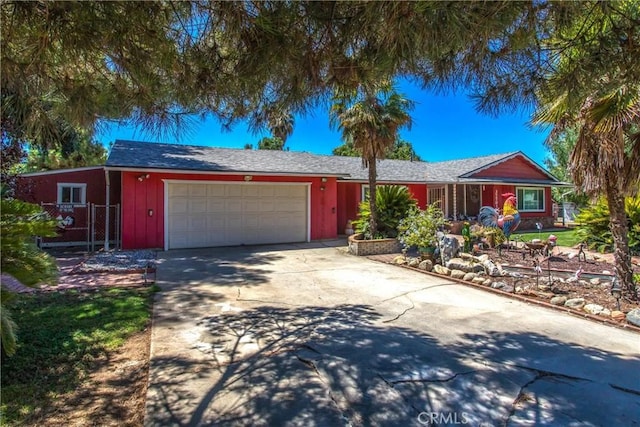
{"left": 368, "top": 155, "right": 378, "bottom": 237}
{"left": 605, "top": 179, "right": 636, "bottom": 299}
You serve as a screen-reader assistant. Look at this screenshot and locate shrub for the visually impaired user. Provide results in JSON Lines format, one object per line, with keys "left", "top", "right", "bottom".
{"left": 353, "top": 185, "right": 417, "bottom": 239}
{"left": 574, "top": 196, "right": 640, "bottom": 254}
{"left": 0, "top": 197, "right": 57, "bottom": 357}
{"left": 397, "top": 203, "right": 448, "bottom": 249}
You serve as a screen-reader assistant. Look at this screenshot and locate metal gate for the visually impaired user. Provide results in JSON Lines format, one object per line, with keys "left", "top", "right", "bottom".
{"left": 91, "top": 204, "right": 121, "bottom": 251}
{"left": 38, "top": 203, "right": 120, "bottom": 251}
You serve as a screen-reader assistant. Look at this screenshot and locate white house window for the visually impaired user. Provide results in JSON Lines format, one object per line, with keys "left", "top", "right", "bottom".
{"left": 57, "top": 183, "right": 87, "bottom": 205}
{"left": 516, "top": 187, "right": 544, "bottom": 212}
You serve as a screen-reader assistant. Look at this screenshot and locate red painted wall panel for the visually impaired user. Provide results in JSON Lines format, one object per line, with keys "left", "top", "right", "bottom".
{"left": 16, "top": 168, "right": 108, "bottom": 205}
{"left": 121, "top": 172, "right": 339, "bottom": 249}
{"left": 472, "top": 156, "right": 550, "bottom": 180}
{"left": 406, "top": 184, "right": 427, "bottom": 209}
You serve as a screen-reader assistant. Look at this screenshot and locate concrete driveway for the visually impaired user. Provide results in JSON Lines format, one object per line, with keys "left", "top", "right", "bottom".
{"left": 146, "top": 241, "right": 640, "bottom": 426}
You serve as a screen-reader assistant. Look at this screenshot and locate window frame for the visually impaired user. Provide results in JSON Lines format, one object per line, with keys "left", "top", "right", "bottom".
{"left": 516, "top": 187, "right": 545, "bottom": 212}
{"left": 57, "top": 183, "right": 87, "bottom": 205}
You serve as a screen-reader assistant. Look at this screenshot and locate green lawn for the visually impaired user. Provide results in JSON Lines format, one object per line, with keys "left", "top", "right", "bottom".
{"left": 0, "top": 287, "right": 155, "bottom": 426}
{"left": 512, "top": 228, "right": 581, "bottom": 247}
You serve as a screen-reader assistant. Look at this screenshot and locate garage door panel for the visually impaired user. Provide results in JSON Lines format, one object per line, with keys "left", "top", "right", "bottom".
{"left": 207, "top": 185, "right": 225, "bottom": 197}
{"left": 243, "top": 186, "right": 260, "bottom": 197}
{"left": 226, "top": 186, "right": 243, "bottom": 197}
{"left": 189, "top": 185, "right": 207, "bottom": 197}
{"left": 168, "top": 183, "right": 307, "bottom": 249}
{"left": 189, "top": 200, "right": 207, "bottom": 213}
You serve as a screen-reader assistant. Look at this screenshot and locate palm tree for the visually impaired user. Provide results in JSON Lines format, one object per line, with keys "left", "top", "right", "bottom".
{"left": 330, "top": 84, "right": 414, "bottom": 238}
{"left": 248, "top": 107, "right": 295, "bottom": 149}
{"left": 533, "top": 81, "right": 640, "bottom": 299}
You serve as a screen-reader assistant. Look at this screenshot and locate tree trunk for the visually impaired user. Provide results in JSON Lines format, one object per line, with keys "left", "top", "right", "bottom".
{"left": 368, "top": 155, "right": 378, "bottom": 238}
{"left": 605, "top": 181, "right": 637, "bottom": 300}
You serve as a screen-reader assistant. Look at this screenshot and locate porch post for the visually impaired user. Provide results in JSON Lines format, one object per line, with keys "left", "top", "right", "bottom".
{"left": 463, "top": 185, "right": 467, "bottom": 216}
{"left": 452, "top": 184, "right": 457, "bottom": 220}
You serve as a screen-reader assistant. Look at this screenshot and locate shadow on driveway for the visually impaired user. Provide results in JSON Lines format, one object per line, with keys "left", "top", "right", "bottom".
{"left": 147, "top": 303, "right": 640, "bottom": 426}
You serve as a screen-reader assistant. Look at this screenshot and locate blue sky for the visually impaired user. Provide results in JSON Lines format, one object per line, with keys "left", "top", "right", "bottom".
{"left": 97, "top": 80, "right": 552, "bottom": 166}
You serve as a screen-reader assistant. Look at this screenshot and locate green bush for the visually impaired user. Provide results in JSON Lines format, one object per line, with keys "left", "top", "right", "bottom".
{"left": 574, "top": 196, "right": 640, "bottom": 254}
{"left": 353, "top": 185, "right": 417, "bottom": 239}
{"left": 0, "top": 198, "right": 57, "bottom": 357}
{"left": 397, "top": 203, "right": 448, "bottom": 249}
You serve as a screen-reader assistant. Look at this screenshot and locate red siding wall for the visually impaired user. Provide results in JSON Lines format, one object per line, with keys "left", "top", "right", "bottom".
{"left": 336, "top": 182, "right": 361, "bottom": 233}
{"left": 121, "top": 172, "right": 338, "bottom": 249}
{"left": 406, "top": 184, "right": 427, "bottom": 209}
{"left": 472, "top": 156, "right": 550, "bottom": 180}
{"left": 16, "top": 168, "right": 109, "bottom": 205}
{"left": 15, "top": 168, "right": 122, "bottom": 244}
{"left": 336, "top": 182, "right": 428, "bottom": 234}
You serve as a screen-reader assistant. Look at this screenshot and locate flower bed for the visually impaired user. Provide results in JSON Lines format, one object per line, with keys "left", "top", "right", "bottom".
{"left": 348, "top": 233, "right": 401, "bottom": 256}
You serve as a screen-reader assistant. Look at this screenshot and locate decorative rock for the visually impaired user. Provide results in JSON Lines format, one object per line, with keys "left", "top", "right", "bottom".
{"left": 602, "top": 270, "right": 612, "bottom": 275}
{"left": 472, "top": 276, "right": 486, "bottom": 284}
{"left": 418, "top": 259, "right": 433, "bottom": 272}
{"left": 599, "top": 308, "right": 611, "bottom": 317}
{"left": 567, "top": 252, "right": 576, "bottom": 259}
{"left": 393, "top": 256, "right": 407, "bottom": 265}
{"left": 408, "top": 258, "right": 420, "bottom": 267}
{"left": 446, "top": 258, "right": 485, "bottom": 274}
{"left": 450, "top": 269, "right": 466, "bottom": 279}
{"left": 626, "top": 308, "right": 640, "bottom": 327}
{"left": 482, "top": 259, "right": 501, "bottom": 277}
{"left": 433, "top": 265, "right": 451, "bottom": 276}
{"left": 550, "top": 296, "right": 568, "bottom": 306}
{"left": 538, "top": 284, "right": 551, "bottom": 291}
{"left": 564, "top": 298, "right": 586, "bottom": 309}
{"left": 491, "top": 281, "right": 507, "bottom": 290}
{"left": 589, "top": 277, "right": 601, "bottom": 286}
{"left": 611, "top": 311, "right": 626, "bottom": 322}
{"left": 463, "top": 272, "right": 477, "bottom": 281}
{"left": 483, "top": 279, "right": 492, "bottom": 286}
{"left": 477, "top": 254, "right": 489, "bottom": 262}
{"left": 584, "top": 303, "right": 605, "bottom": 315}
{"left": 502, "top": 285, "right": 515, "bottom": 293}
{"left": 438, "top": 233, "right": 460, "bottom": 264}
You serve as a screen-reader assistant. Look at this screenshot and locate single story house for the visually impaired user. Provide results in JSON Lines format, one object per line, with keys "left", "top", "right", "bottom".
{"left": 16, "top": 139, "right": 565, "bottom": 250}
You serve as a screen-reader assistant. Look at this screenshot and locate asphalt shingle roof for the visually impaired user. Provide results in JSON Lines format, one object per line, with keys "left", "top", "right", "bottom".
{"left": 106, "top": 140, "right": 558, "bottom": 184}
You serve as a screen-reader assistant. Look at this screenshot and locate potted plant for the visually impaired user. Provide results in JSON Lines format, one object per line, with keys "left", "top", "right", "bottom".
{"left": 397, "top": 204, "right": 448, "bottom": 259}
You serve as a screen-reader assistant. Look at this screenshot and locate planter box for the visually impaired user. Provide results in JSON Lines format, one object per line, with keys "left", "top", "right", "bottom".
{"left": 348, "top": 233, "right": 402, "bottom": 256}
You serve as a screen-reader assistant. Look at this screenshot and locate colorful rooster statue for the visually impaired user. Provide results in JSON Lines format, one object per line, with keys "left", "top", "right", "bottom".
{"left": 478, "top": 192, "right": 521, "bottom": 239}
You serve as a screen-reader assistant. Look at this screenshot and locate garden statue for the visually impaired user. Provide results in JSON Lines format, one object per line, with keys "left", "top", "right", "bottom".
{"left": 478, "top": 192, "right": 521, "bottom": 239}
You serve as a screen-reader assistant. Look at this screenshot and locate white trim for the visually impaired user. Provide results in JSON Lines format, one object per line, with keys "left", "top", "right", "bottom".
{"left": 57, "top": 183, "right": 87, "bottom": 205}
{"left": 20, "top": 166, "right": 103, "bottom": 177}
{"left": 516, "top": 186, "right": 546, "bottom": 212}
{"left": 162, "top": 179, "right": 312, "bottom": 250}
{"left": 306, "top": 185, "right": 311, "bottom": 243}
{"left": 164, "top": 180, "right": 169, "bottom": 251}
{"left": 106, "top": 166, "right": 347, "bottom": 178}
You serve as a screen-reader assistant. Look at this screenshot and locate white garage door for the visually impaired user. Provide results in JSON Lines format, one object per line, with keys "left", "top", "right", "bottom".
{"left": 167, "top": 182, "right": 308, "bottom": 249}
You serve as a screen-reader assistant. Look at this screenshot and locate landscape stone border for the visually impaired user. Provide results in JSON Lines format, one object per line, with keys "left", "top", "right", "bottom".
{"left": 373, "top": 256, "right": 640, "bottom": 334}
